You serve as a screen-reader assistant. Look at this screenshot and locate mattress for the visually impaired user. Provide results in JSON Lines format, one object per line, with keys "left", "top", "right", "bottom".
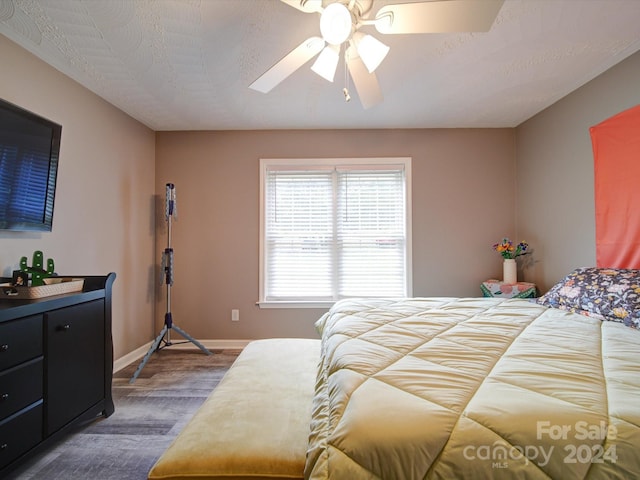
{"left": 304, "top": 297, "right": 640, "bottom": 479}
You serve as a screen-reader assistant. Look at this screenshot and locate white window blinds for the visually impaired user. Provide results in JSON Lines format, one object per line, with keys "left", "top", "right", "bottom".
{"left": 261, "top": 158, "right": 410, "bottom": 305}
{"left": 337, "top": 168, "right": 406, "bottom": 297}
{"left": 265, "top": 169, "right": 334, "bottom": 301}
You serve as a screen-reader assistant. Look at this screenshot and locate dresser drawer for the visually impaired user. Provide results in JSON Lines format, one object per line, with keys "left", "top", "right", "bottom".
{"left": 0, "top": 402, "right": 43, "bottom": 471}
{"left": 0, "top": 315, "right": 43, "bottom": 371}
{"left": 0, "top": 358, "right": 43, "bottom": 421}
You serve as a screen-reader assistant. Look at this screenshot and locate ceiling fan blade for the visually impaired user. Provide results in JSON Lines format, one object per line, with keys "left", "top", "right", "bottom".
{"left": 375, "top": 0, "right": 504, "bottom": 34}
{"left": 280, "top": 0, "right": 323, "bottom": 14}
{"left": 346, "top": 47, "right": 383, "bottom": 109}
{"left": 249, "top": 37, "right": 325, "bottom": 93}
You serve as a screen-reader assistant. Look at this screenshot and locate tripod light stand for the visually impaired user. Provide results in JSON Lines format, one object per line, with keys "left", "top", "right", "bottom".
{"left": 130, "top": 183, "right": 211, "bottom": 383}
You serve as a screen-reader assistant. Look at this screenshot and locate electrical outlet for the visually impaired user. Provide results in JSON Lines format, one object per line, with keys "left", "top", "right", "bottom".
{"left": 231, "top": 309, "right": 239, "bottom": 322}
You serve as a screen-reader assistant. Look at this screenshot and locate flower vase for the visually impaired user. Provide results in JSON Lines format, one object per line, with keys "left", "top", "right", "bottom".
{"left": 503, "top": 259, "right": 517, "bottom": 284}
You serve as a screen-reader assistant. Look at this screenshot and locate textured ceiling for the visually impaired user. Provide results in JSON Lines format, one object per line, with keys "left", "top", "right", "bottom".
{"left": 1, "top": 0, "right": 639, "bottom": 131}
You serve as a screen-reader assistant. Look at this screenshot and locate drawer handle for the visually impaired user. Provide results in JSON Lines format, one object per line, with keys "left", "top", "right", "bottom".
{"left": 0, "top": 393, "right": 8, "bottom": 401}
{"left": 0, "top": 344, "right": 8, "bottom": 352}
{"left": 0, "top": 443, "right": 7, "bottom": 450}
{"left": 57, "top": 324, "right": 71, "bottom": 332}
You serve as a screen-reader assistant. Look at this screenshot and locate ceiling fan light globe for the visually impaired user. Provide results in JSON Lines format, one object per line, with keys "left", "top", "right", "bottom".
{"left": 311, "top": 45, "right": 340, "bottom": 82}
{"left": 320, "top": 3, "right": 352, "bottom": 45}
{"left": 354, "top": 33, "right": 389, "bottom": 73}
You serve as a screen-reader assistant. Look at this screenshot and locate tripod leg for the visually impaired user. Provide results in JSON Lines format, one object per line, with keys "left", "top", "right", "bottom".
{"left": 172, "top": 324, "right": 212, "bottom": 356}
{"left": 129, "top": 325, "right": 169, "bottom": 383}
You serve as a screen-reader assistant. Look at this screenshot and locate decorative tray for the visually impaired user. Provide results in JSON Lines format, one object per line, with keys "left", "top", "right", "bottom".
{"left": 0, "top": 278, "right": 85, "bottom": 300}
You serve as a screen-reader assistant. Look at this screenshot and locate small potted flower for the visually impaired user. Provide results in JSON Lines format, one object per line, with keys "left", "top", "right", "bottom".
{"left": 493, "top": 238, "right": 529, "bottom": 284}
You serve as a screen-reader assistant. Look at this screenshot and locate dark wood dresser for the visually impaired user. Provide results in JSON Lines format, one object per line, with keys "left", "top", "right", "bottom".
{"left": 0, "top": 273, "right": 115, "bottom": 476}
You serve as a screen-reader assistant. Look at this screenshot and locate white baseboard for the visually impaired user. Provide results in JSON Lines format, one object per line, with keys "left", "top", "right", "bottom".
{"left": 113, "top": 342, "right": 152, "bottom": 373}
{"left": 113, "top": 339, "right": 251, "bottom": 373}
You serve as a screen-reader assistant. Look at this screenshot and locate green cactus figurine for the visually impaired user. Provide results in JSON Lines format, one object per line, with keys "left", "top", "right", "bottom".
{"left": 19, "top": 250, "right": 55, "bottom": 286}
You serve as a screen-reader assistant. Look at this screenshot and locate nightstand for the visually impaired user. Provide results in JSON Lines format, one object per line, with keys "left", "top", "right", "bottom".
{"left": 481, "top": 279, "right": 537, "bottom": 299}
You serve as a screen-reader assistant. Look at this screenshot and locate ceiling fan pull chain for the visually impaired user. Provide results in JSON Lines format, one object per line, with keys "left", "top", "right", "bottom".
{"left": 343, "top": 50, "right": 351, "bottom": 102}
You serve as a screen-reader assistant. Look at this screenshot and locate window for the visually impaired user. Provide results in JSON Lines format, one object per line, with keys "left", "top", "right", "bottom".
{"left": 259, "top": 157, "right": 412, "bottom": 307}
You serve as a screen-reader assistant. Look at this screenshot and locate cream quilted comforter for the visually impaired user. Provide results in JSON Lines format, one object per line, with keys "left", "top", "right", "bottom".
{"left": 304, "top": 298, "right": 640, "bottom": 479}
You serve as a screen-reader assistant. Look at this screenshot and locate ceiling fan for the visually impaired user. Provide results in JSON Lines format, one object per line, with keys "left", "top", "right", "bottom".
{"left": 249, "top": 0, "right": 504, "bottom": 109}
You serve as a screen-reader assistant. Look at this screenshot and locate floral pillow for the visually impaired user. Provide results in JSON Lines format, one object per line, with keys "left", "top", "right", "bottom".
{"left": 537, "top": 267, "right": 640, "bottom": 329}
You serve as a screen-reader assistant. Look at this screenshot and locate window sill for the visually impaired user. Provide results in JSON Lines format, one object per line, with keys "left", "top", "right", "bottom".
{"left": 256, "top": 301, "right": 334, "bottom": 309}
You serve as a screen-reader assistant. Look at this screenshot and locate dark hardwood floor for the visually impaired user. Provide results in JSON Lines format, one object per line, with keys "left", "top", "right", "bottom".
{"left": 6, "top": 348, "right": 240, "bottom": 480}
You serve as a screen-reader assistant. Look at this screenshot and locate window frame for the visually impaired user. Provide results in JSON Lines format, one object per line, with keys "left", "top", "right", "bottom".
{"left": 258, "top": 157, "right": 412, "bottom": 308}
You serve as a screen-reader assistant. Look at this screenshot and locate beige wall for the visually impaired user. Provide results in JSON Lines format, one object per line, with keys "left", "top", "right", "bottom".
{"left": 515, "top": 51, "right": 640, "bottom": 292}
{"left": 0, "top": 35, "right": 157, "bottom": 359}
{"left": 6, "top": 23, "right": 637, "bottom": 352}
{"left": 14, "top": 31, "right": 637, "bottom": 349}
{"left": 155, "top": 129, "right": 515, "bottom": 340}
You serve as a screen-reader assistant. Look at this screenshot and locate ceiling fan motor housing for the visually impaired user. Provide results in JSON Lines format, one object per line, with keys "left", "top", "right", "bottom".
{"left": 346, "top": 0, "right": 374, "bottom": 17}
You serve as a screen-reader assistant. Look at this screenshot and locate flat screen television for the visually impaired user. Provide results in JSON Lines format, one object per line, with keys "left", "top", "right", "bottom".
{"left": 0, "top": 98, "right": 61, "bottom": 232}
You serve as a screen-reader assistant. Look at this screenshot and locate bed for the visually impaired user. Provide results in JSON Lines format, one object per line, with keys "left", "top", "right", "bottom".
{"left": 304, "top": 268, "right": 640, "bottom": 479}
